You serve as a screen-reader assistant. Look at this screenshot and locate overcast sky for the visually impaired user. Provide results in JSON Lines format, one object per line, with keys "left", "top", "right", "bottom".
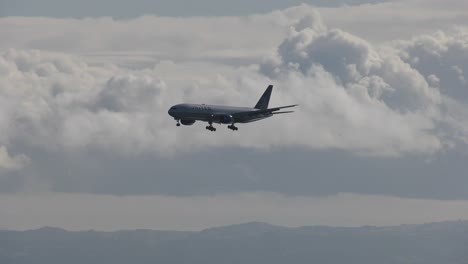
{"left": 1, "top": 0, "right": 468, "bottom": 231}
{"left": 0, "top": 0, "right": 388, "bottom": 17}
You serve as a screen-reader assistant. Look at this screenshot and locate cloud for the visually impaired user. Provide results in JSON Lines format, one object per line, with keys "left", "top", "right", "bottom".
{"left": 0, "top": 146, "right": 29, "bottom": 171}
{"left": 0, "top": 4, "right": 468, "bottom": 199}
{"left": 16, "top": 146, "right": 468, "bottom": 199}
{"left": 0, "top": 15, "right": 291, "bottom": 66}
{"left": 260, "top": 12, "right": 443, "bottom": 155}
{"left": 397, "top": 29, "right": 468, "bottom": 101}
{"left": 319, "top": 0, "right": 468, "bottom": 42}
{"left": 0, "top": 0, "right": 391, "bottom": 18}
{"left": 0, "top": 46, "right": 444, "bottom": 157}
{"left": 261, "top": 13, "right": 441, "bottom": 109}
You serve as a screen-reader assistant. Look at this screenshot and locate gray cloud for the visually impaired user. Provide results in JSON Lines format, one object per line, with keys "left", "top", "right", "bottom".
{"left": 0, "top": 0, "right": 389, "bottom": 18}
{"left": 6, "top": 147, "right": 466, "bottom": 199}
{"left": 97, "top": 75, "right": 165, "bottom": 112}
{"left": 397, "top": 29, "right": 468, "bottom": 102}
{"left": 0, "top": 146, "right": 29, "bottom": 171}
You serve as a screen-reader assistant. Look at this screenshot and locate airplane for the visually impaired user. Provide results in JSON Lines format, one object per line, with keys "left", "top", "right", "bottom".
{"left": 167, "top": 85, "right": 297, "bottom": 131}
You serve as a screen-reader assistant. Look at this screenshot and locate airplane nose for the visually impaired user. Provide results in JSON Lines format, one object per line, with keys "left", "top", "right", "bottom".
{"left": 168, "top": 108, "right": 175, "bottom": 117}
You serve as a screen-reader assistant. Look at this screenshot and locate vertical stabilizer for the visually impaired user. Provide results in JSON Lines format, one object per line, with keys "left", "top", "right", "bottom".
{"left": 254, "top": 85, "right": 273, "bottom": 109}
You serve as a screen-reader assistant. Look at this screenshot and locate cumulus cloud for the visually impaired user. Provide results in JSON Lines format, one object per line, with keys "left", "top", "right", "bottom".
{"left": 0, "top": 6, "right": 467, "bottom": 158}
{"left": 1, "top": 3, "right": 468, "bottom": 198}
{"left": 261, "top": 13, "right": 441, "bottom": 109}
{"left": 0, "top": 146, "right": 29, "bottom": 171}
{"left": 260, "top": 12, "right": 445, "bottom": 155}
{"left": 0, "top": 46, "right": 444, "bottom": 157}
{"left": 397, "top": 29, "right": 468, "bottom": 101}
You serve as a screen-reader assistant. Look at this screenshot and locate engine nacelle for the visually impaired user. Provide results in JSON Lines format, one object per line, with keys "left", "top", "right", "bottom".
{"left": 180, "top": 119, "right": 196, "bottom": 126}
{"left": 219, "top": 115, "right": 234, "bottom": 124}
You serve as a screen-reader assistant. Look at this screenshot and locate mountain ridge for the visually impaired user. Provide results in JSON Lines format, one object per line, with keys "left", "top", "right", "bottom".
{"left": 1, "top": 220, "right": 467, "bottom": 264}
{"left": 4, "top": 219, "right": 468, "bottom": 233}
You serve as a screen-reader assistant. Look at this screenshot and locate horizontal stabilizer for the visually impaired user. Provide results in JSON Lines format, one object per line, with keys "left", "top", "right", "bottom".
{"left": 231, "top": 104, "right": 298, "bottom": 119}
{"left": 272, "top": 111, "right": 294, "bottom": 114}
{"left": 268, "top": 104, "right": 298, "bottom": 112}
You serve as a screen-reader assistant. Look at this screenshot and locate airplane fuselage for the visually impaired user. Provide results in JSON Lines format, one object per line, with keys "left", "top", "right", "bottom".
{"left": 168, "top": 103, "right": 273, "bottom": 124}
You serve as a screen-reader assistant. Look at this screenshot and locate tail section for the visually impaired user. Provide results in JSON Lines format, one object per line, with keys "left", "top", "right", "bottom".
{"left": 254, "top": 85, "right": 273, "bottom": 110}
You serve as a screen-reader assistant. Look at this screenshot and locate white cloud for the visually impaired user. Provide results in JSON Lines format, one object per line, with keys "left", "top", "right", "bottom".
{"left": 0, "top": 14, "right": 291, "bottom": 65}
{"left": 1, "top": 4, "right": 468, "bottom": 159}
{"left": 396, "top": 29, "right": 468, "bottom": 101}
{"left": 0, "top": 46, "right": 445, "bottom": 157}
{"left": 260, "top": 13, "right": 444, "bottom": 155}
{"left": 319, "top": 0, "right": 468, "bottom": 42}
{"left": 0, "top": 146, "right": 29, "bottom": 171}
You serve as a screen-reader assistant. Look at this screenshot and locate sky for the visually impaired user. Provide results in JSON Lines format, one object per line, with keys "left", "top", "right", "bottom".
{"left": 0, "top": 0, "right": 388, "bottom": 17}
{"left": 1, "top": 0, "right": 468, "bottom": 231}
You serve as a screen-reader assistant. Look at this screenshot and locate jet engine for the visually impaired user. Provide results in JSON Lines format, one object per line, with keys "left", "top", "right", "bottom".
{"left": 180, "top": 119, "right": 196, "bottom": 125}
{"left": 219, "top": 115, "right": 234, "bottom": 124}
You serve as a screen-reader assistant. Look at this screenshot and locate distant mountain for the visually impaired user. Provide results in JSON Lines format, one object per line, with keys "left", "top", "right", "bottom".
{"left": 1, "top": 221, "right": 467, "bottom": 264}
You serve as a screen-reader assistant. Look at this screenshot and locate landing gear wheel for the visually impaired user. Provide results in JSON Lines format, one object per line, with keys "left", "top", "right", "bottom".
{"left": 206, "top": 126, "right": 216, "bottom": 131}
{"left": 205, "top": 121, "right": 216, "bottom": 131}
{"left": 176, "top": 120, "right": 180, "bottom": 126}
{"left": 228, "top": 125, "right": 238, "bottom": 131}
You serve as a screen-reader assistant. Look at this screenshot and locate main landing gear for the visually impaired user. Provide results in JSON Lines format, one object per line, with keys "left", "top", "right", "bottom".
{"left": 228, "top": 124, "right": 238, "bottom": 131}
{"left": 206, "top": 122, "right": 216, "bottom": 131}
